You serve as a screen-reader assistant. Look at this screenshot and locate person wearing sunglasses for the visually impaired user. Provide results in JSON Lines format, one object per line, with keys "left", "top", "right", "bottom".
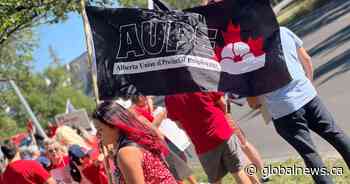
{"left": 92, "top": 101, "right": 177, "bottom": 184}
{"left": 44, "top": 140, "right": 69, "bottom": 171}
{"left": 1, "top": 140, "right": 56, "bottom": 184}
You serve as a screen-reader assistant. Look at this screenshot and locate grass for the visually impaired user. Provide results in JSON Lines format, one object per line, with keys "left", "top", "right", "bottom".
{"left": 188, "top": 158, "right": 350, "bottom": 183}
{"left": 277, "top": 0, "right": 328, "bottom": 25}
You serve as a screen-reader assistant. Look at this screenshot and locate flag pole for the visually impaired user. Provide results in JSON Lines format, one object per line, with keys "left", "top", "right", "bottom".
{"left": 80, "top": 1, "right": 113, "bottom": 184}
{"left": 148, "top": 0, "right": 154, "bottom": 9}
{"left": 80, "top": 0, "right": 100, "bottom": 105}
{"left": 8, "top": 80, "right": 48, "bottom": 139}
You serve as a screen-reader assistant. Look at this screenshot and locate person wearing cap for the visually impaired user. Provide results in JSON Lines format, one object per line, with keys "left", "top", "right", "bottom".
{"left": 92, "top": 101, "right": 177, "bottom": 184}
{"left": 68, "top": 144, "right": 108, "bottom": 184}
{"left": 0, "top": 140, "right": 56, "bottom": 184}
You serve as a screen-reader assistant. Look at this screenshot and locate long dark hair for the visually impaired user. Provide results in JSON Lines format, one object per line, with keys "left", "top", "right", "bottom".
{"left": 93, "top": 101, "right": 169, "bottom": 156}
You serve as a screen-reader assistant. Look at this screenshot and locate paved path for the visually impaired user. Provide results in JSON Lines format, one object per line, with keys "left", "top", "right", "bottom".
{"left": 231, "top": 0, "right": 350, "bottom": 161}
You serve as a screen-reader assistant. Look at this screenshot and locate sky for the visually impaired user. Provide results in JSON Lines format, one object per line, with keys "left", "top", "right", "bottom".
{"left": 33, "top": 12, "right": 86, "bottom": 72}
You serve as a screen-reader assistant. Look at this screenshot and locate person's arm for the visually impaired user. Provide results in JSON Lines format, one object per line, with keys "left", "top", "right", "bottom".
{"left": 297, "top": 47, "right": 313, "bottom": 80}
{"left": 129, "top": 108, "right": 166, "bottom": 140}
{"left": 214, "top": 95, "right": 240, "bottom": 130}
{"left": 215, "top": 96, "right": 227, "bottom": 113}
{"left": 32, "top": 161, "right": 56, "bottom": 184}
{"left": 152, "top": 110, "right": 167, "bottom": 128}
{"left": 45, "top": 177, "right": 57, "bottom": 184}
{"left": 117, "top": 146, "right": 145, "bottom": 184}
{"left": 146, "top": 96, "right": 154, "bottom": 113}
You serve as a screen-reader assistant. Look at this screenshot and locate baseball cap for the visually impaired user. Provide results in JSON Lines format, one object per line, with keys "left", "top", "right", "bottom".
{"left": 69, "top": 145, "right": 91, "bottom": 158}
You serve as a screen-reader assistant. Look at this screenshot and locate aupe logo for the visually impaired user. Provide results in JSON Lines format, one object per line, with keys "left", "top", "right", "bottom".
{"left": 214, "top": 22, "right": 266, "bottom": 75}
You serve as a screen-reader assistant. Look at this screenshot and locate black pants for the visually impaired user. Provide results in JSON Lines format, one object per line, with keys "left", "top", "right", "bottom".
{"left": 273, "top": 96, "right": 350, "bottom": 184}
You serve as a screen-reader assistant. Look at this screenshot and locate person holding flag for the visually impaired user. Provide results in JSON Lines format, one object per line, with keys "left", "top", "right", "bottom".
{"left": 248, "top": 27, "right": 350, "bottom": 184}
{"left": 165, "top": 92, "right": 256, "bottom": 184}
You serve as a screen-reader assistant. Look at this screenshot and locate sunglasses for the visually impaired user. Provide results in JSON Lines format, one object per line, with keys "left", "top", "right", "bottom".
{"left": 48, "top": 148, "right": 60, "bottom": 153}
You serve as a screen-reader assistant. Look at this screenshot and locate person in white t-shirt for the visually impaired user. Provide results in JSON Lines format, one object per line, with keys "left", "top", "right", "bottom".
{"left": 248, "top": 27, "right": 350, "bottom": 184}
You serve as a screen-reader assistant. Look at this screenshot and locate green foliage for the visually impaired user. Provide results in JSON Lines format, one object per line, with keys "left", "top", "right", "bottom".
{"left": 277, "top": 0, "right": 328, "bottom": 25}
{"left": 0, "top": 28, "right": 35, "bottom": 82}
{"left": 190, "top": 158, "right": 350, "bottom": 183}
{"left": 0, "top": 46, "right": 95, "bottom": 138}
{"left": 117, "top": 0, "right": 203, "bottom": 9}
{"left": 0, "top": 114, "right": 20, "bottom": 139}
{"left": 0, "top": 0, "right": 114, "bottom": 46}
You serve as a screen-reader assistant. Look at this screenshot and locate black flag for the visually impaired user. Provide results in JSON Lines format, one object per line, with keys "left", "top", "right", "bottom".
{"left": 86, "top": 0, "right": 291, "bottom": 100}
{"left": 153, "top": 0, "right": 172, "bottom": 11}
{"left": 186, "top": 0, "right": 291, "bottom": 95}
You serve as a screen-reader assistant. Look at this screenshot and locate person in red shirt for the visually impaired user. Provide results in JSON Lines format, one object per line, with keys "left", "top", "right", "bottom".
{"left": 68, "top": 144, "right": 108, "bottom": 184}
{"left": 130, "top": 95, "right": 199, "bottom": 184}
{"left": 0, "top": 140, "right": 56, "bottom": 184}
{"left": 44, "top": 140, "right": 69, "bottom": 171}
{"left": 165, "top": 92, "right": 255, "bottom": 184}
{"left": 130, "top": 96, "right": 167, "bottom": 127}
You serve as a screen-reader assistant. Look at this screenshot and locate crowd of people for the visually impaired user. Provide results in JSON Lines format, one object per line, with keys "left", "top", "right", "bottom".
{"left": 1, "top": 91, "right": 267, "bottom": 184}
{"left": 1, "top": 2, "right": 350, "bottom": 183}
{"left": 0, "top": 123, "right": 109, "bottom": 184}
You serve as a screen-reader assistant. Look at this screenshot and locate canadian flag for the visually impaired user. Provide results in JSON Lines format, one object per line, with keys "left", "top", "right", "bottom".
{"left": 214, "top": 21, "right": 266, "bottom": 75}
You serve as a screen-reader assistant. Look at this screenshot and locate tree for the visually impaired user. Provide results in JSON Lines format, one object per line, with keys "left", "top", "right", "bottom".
{"left": 0, "top": 114, "right": 24, "bottom": 139}
{"left": 0, "top": 29, "right": 36, "bottom": 138}
{"left": 0, "top": 47, "right": 95, "bottom": 138}
{"left": 0, "top": 28, "right": 35, "bottom": 82}
{"left": 0, "top": 0, "right": 114, "bottom": 47}
{"left": 48, "top": 45, "right": 61, "bottom": 66}
{"left": 0, "top": 0, "right": 113, "bottom": 138}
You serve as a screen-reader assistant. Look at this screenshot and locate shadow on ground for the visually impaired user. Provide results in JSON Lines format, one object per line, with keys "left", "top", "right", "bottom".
{"left": 314, "top": 50, "right": 350, "bottom": 86}
{"left": 287, "top": 0, "right": 350, "bottom": 37}
{"left": 284, "top": 0, "right": 350, "bottom": 87}
{"left": 308, "top": 25, "right": 350, "bottom": 57}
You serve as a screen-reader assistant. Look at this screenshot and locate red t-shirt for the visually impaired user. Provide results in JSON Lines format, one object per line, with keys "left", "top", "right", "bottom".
{"left": 0, "top": 173, "right": 4, "bottom": 184}
{"left": 2, "top": 160, "right": 51, "bottom": 184}
{"left": 82, "top": 162, "right": 109, "bottom": 184}
{"left": 133, "top": 105, "right": 154, "bottom": 122}
{"left": 49, "top": 156, "right": 69, "bottom": 170}
{"left": 165, "top": 92, "right": 234, "bottom": 154}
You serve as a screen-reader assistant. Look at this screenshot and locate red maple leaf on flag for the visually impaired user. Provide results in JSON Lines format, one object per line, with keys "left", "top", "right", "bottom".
{"left": 213, "top": 21, "right": 265, "bottom": 63}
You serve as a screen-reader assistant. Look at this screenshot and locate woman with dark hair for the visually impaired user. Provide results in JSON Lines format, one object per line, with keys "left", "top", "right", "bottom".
{"left": 92, "top": 101, "right": 177, "bottom": 184}
{"left": 130, "top": 95, "right": 198, "bottom": 184}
